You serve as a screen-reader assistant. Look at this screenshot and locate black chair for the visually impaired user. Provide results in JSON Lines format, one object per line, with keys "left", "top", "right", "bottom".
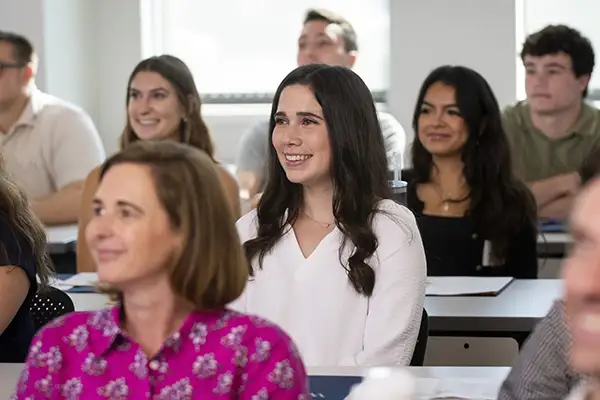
{"left": 410, "top": 308, "right": 429, "bottom": 366}
{"left": 30, "top": 287, "right": 75, "bottom": 332}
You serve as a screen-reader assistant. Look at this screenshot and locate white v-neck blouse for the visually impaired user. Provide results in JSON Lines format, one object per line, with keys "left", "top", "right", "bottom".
{"left": 232, "top": 199, "right": 427, "bottom": 367}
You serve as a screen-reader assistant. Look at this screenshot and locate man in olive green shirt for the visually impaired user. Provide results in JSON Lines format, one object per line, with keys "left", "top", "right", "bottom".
{"left": 503, "top": 25, "right": 600, "bottom": 220}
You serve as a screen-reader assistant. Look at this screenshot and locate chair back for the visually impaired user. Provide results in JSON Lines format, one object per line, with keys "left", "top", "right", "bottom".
{"left": 31, "top": 287, "right": 75, "bottom": 332}
{"left": 410, "top": 308, "right": 429, "bottom": 366}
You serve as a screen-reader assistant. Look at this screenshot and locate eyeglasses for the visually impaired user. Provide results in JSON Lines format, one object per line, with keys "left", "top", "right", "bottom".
{"left": 0, "top": 61, "right": 26, "bottom": 76}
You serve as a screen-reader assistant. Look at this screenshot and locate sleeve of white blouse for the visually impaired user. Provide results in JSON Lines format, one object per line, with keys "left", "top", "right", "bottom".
{"left": 346, "top": 203, "right": 427, "bottom": 366}
{"left": 229, "top": 211, "right": 258, "bottom": 313}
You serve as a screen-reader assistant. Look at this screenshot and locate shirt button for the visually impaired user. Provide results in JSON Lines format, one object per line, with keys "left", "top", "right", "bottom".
{"left": 149, "top": 360, "right": 160, "bottom": 371}
{"left": 472, "top": 233, "right": 478, "bottom": 239}
{"left": 476, "top": 265, "right": 482, "bottom": 271}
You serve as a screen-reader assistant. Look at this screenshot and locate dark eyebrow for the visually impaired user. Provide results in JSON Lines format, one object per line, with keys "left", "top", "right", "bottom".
{"left": 543, "top": 62, "right": 567, "bottom": 70}
{"left": 523, "top": 61, "right": 567, "bottom": 70}
{"left": 422, "top": 100, "right": 459, "bottom": 109}
{"left": 91, "top": 198, "right": 145, "bottom": 214}
{"left": 128, "top": 87, "right": 170, "bottom": 94}
{"left": 274, "top": 111, "right": 324, "bottom": 120}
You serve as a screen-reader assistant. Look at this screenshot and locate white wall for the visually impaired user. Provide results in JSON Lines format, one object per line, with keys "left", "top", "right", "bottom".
{"left": 42, "top": 0, "right": 98, "bottom": 122}
{"left": 1, "top": 0, "right": 521, "bottom": 163}
{"left": 0, "top": 0, "right": 47, "bottom": 90}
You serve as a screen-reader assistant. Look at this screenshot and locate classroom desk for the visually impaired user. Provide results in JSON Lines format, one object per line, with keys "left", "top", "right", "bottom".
{"left": 46, "top": 224, "right": 77, "bottom": 254}
{"left": 69, "top": 293, "right": 110, "bottom": 311}
{"left": 0, "top": 363, "right": 509, "bottom": 400}
{"left": 66, "top": 280, "right": 562, "bottom": 333}
{"left": 426, "top": 279, "right": 561, "bottom": 333}
{"left": 537, "top": 232, "right": 571, "bottom": 258}
{"left": 309, "top": 365, "right": 510, "bottom": 379}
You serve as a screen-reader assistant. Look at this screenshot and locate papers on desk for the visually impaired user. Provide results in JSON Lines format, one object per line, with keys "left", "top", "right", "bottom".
{"left": 419, "top": 377, "right": 499, "bottom": 399}
{"left": 308, "top": 375, "right": 500, "bottom": 399}
{"left": 59, "top": 273, "right": 99, "bottom": 287}
{"left": 44, "top": 277, "right": 74, "bottom": 291}
{"left": 46, "top": 225, "right": 78, "bottom": 244}
{"left": 426, "top": 276, "right": 514, "bottom": 297}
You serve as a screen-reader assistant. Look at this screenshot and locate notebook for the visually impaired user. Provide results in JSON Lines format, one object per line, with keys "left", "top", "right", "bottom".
{"left": 308, "top": 375, "right": 363, "bottom": 399}
{"left": 426, "top": 276, "right": 514, "bottom": 296}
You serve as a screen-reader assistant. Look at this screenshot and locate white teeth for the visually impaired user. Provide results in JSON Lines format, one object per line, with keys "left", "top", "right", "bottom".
{"left": 579, "top": 314, "right": 600, "bottom": 333}
{"left": 285, "top": 154, "right": 312, "bottom": 161}
{"left": 138, "top": 120, "right": 159, "bottom": 126}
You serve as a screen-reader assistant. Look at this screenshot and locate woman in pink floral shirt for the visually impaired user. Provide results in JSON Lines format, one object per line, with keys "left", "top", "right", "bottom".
{"left": 12, "top": 140, "right": 309, "bottom": 399}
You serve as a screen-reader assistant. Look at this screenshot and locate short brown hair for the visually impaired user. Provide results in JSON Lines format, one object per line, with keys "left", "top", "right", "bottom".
{"left": 0, "top": 30, "right": 35, "bottom": 65}
{"left": 304, "top": 9, "right": 358, "bottom": 52}
{"left": 120, "top": 55, "right": 214, "bottom": 159}
{"left": 520, "top": 25, "right": 594, "bottom": 98}
{"left": 98, "top": 140, "right": 247, "bottom": 309}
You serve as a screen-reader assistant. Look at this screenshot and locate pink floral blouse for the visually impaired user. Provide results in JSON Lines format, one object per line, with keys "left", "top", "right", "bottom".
{"left": 11, "top": 306, "right": 309, "bottom": 399}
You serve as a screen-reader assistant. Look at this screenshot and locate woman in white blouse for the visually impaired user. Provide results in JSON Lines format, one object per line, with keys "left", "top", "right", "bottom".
{"left": 233, "top": 64, "right": 427, "bottom": 367}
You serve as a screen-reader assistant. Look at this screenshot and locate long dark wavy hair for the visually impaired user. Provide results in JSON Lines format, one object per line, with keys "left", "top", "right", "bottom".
{"left": 243, "top": 64, "right": 394, "bottom": 296}
{"left": 411, "top": 65, "right": 537, "bottom": 262}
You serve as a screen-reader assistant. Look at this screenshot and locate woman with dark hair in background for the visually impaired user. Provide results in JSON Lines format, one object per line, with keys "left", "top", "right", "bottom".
{"left": 77, "top": 55, "right": 240, "bottom": 273}
{"left": 233, "top": 64, "right": 426, "bottom": 367}
{"left": 404, "top": 65, "right": 538, "bottom": 278}
{"left": 0, "top": 155, "right": 53, "bottom": 362}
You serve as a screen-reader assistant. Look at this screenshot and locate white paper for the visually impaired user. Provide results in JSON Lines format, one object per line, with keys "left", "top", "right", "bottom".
{"left": 426, "top": 277, "right": 514, "bottom": 296}
{"left": 417, "top": 377, "right": 500, "bottom": 399}
{"left": 60, "top": 273, "right": 99, "bottom": 287}
{"left": 44, "top": 277, "right": 74, "bottom": 291}
{"left": 51, "top": 282, "right": 74, "bottom": 291}
{"left": 46, "top": 225, "right": 78, "bottom": 244}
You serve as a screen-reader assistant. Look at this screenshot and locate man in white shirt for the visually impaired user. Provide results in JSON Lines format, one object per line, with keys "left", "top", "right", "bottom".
{"left": 562, "top": 152, "right": 600, "bottom": 399}
{"left": 0, "top": 31, "right": 105, "bottom": 225}
{"left": 236, "top": 9, "right": 406, "bottom": 203}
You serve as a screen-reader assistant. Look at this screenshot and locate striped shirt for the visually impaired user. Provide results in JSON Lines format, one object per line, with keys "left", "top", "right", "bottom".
{"left": 498, "top": 300, "right": 581, "bottom": 400}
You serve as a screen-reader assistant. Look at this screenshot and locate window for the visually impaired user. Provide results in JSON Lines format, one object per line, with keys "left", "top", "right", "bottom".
{"left": 516, "top": 0, "right": 600, "bottom": 101}
{"left": 142, "top": 0, "right": 390, "bottom": 103}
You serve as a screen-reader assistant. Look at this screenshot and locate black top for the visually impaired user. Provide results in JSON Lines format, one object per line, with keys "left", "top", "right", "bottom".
{"left": 0, "top": 215, "right": 37, "bottom": 362}
{"left": 404, "top": 170, "right": 538, "bottom": 279}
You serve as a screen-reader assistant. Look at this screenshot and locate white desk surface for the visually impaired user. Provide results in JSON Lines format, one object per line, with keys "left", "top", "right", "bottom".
{"left": 309, "top": 365, "right": 509, "bottom": 379}
{"left": 0, "top": 363, "right": 509, "bottom": 400}
{"left": 538, "top": 232, "right": 571, "bottom": 244}
{"left": 46, "top": 224, "right": 78, "bottom": 254}
{"left": 69, "top": 293, "right": 110, "bottom": 311}
{"left": 68, "top": 280, "right": 561, "bottom": 333}
{"left": 46, "top": 225, "right": 77, "bottom": 244}
{"left": 425, "top": 279, "right": 562, "bottom": 332}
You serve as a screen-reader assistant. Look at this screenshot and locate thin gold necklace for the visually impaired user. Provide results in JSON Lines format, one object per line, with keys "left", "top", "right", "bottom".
{"left": 431, "top": 184, "right": 469, "bottom": 212}
{"left": 301, "top": 210, "right": 334, "bottom": 228}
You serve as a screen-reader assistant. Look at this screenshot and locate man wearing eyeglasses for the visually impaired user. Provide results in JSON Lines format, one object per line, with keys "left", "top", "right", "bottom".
{"left": 0, "top": 31, "right": 105, "bottom": 225}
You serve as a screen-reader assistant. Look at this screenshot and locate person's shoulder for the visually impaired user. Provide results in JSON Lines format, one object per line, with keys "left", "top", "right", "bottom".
{"left": 84, "top": 165, "right": 102, "bottom": 186}
{"left": 545, "top": 299, "right": 566, "bottom": 326}
{"left": 34, "top": 90, "right": 91, "bottom": 121}
{"left": 242, "top": 120, "right": 270, "bottom": 140}
{"left": 581, "top": 102, "right": 600, "bottom": 135}
{"left": 376, "top": 111, "right": 405, "bottom": 132}
{"left": 236, "top": 209, "right": 259, "bottom": 242}
{"left": 215, "top": 163, "right": 238, "bottom": 188}
{"left": 375, "top": 199, "right": 417, "bottom": 224}
{"left": 501, "top": 101, "right": 528, "bottom": 124}
{"left": 0, "top": 213, "right": 33, "bottom": 260}
{"left": 372, "top": 200, "right": 419, "bottom": 243}
{"left": 32, "top": 310, "right": 102, "bottom": 345}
